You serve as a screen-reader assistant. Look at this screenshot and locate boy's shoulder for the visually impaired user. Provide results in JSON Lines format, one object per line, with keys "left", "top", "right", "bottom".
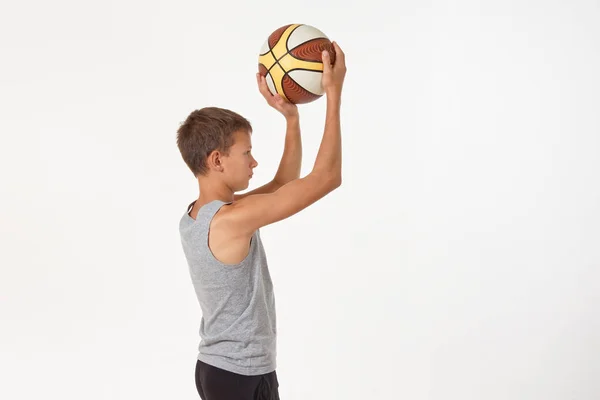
{"left": 188, "top": 199, "right": 244, "bottom": 234}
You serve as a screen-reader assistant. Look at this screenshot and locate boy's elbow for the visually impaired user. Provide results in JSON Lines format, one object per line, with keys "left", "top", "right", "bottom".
{"left": 330, "top": 174, "right": 342, "bottom": 189}
{"left": 310, "top": 169, "right": 342, "bottom": 191}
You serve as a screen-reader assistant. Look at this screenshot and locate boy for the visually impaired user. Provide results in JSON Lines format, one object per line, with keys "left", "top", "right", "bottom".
{"left": 177, "top": 43, "right": 346, "bottom": 400}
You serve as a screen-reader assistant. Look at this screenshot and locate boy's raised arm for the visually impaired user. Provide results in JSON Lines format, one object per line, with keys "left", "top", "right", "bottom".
{"left": 227, "top": 42, "right": 347, "bottom": 235}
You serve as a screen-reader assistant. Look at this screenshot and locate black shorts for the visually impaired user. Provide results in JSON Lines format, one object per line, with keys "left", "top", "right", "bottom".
{"left": 195, "top": 359, "right": 280, "bottom": 400}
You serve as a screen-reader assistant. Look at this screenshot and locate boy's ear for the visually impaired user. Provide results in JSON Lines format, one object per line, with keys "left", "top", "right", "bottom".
{"left": 208, "top": 150, "right": 224, "bottom": 172}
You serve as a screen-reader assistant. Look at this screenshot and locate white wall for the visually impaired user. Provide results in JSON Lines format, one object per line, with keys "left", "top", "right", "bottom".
{"left": 1, "top": 1, "right": 599, "bottom": 399}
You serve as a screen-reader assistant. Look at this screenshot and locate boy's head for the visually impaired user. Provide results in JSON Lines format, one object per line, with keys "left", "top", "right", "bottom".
{"left": 177, "top": 107, "right": 258, "bottom": 191}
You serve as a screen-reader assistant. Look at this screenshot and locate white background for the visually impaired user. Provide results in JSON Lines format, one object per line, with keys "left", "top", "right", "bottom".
{"left": 1, "top": 0, "right": 599, "bottom": 399}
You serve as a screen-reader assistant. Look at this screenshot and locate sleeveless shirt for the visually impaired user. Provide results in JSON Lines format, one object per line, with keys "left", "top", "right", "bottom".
{"left": 179, "top": 199, "right": 277, "bottom": 375}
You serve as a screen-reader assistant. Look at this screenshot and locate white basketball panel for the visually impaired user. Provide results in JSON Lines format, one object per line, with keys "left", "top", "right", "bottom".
{"left": 259, "top": 39, "right": 270, "bottom": 55}
{"left": 287, "top": 24, "right": 328, "bottom": 51}
{"left": 288, "top": 70, "right": 324, "bottom": 95}
{"left": 266, "top": 73, "right": 277, "bottom": 96}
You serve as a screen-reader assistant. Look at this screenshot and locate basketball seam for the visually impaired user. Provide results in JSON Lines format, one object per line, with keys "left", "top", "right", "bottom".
{"left": 267, "top": 36, "right": 329, "bottom": 74}
{"left": 284, "top": 24, "right": 304, "bottom": 53}
{"left": 285, "top": 67, "right": 325, "bottom": 74}
{"left": 267, "top": 48, "right": 279, "bottom": 73}
{"left": 265, "top": 72, "right": 277, "bottom": 96}
{"left": 266, "top": 51, "right": 323, "bottom": 74}
{"left": 286, "top": 36, "right": 329, "bottom": 56}
{"left": 267, "top": 24, "right": 301, "bottom": 74}
{"left": 268, "top": 24, "right": 292, "bottom": 50}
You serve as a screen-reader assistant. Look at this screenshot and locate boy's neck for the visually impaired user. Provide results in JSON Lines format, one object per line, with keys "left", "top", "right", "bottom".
{"left": 196, "top": 178, "right": 235, "bottom": 205}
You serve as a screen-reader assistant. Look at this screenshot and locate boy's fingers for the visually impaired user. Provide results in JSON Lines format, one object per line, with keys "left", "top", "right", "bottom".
{"left": 331, "top": 41, "right": 345, "bottom": 64}
{"left": 257, "top": 76, "right": 272, "bottom": 97}
{"left": 322, "top": 50, "right": 332, "bottom": 72}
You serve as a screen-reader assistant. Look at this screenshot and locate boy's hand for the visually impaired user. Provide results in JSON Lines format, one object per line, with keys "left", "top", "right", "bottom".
{"left": 321, "top": 41, "right": 346, "bottom": 97}
{"left": 257, "top": 73, "right": 299, "bottom": 119}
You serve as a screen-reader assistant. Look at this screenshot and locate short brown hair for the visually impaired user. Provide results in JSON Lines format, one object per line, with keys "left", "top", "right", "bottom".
{"left": 177, "top": 107, "right": 252, "bottom": 176}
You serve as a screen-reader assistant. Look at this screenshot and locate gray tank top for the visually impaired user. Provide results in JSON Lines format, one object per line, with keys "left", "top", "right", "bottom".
{"left": 179, "top": 199, "right": 277, "bottom": 376}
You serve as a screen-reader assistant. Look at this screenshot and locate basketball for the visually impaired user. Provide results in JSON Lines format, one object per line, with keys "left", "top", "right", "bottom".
{"left": 258, "top": 24, "right": 336, "bottom": 104}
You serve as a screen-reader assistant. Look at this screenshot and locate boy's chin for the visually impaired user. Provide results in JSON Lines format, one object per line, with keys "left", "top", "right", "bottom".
{"left": 236, "top": 182, "right": 250, "bottom": 192}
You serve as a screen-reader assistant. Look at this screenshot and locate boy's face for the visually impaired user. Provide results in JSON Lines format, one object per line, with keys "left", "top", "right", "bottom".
{"left": 222, "top": 129, "right": 258, "bottom": 192}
